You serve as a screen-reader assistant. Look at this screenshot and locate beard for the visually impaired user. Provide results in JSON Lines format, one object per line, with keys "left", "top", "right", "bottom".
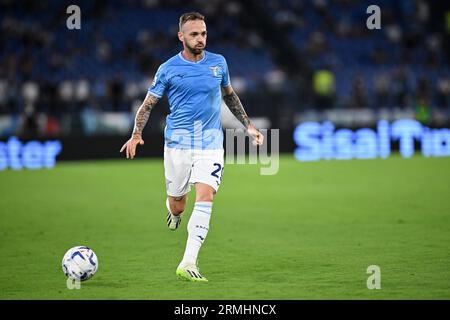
{"left": 185, "top": 41, "right": 204, "bottom": 55}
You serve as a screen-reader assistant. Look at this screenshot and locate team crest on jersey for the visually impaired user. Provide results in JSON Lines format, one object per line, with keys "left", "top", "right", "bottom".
{"left": 209, "top": 66, "right": 221, "bottom": 77}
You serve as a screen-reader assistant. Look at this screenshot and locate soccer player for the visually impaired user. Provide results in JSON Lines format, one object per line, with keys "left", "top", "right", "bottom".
{"left": 120, "top": 12, "right": 264, "bottom": 282}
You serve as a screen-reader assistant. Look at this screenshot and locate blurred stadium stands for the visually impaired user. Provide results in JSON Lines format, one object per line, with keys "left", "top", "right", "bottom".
{"left": 0, "top": 0, "right": 449, "bottom": 138}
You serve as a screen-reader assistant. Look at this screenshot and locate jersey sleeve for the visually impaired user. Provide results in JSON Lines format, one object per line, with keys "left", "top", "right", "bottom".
{"left": 221, "top": 56, "right": 231, "bottom": 88}
{"left": 148, "top": 64, "right": 168, "bottom": 98}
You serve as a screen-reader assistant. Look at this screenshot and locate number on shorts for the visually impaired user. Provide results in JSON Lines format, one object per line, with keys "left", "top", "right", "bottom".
{"left": 211, "top": 163, "right": 223, "bottom": 182}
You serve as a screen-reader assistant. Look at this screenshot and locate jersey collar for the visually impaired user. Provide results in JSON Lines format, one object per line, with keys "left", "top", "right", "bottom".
{"left": 178, "top": 51, "right": 207, "bottom": 64}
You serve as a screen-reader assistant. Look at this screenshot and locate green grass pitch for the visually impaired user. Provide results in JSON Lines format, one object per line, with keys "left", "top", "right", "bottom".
{"left": 0, "top": 154, "right": 449, "bottom": 299}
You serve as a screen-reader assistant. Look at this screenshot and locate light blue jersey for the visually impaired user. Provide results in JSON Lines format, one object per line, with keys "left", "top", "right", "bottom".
{"left": 148, "top": 50, "right": 230, "bottom": 150}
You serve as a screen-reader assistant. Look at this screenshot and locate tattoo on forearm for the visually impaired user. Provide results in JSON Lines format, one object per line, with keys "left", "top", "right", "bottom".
{"left": 132, "top": 94, "right": 159, "bottom": 137}
{"left": 223, "top": 91, "right": 250, "bottom": 128}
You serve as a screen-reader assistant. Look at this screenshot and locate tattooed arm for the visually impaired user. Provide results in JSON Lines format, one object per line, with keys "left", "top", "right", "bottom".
{"left": 132, "top": 93, "right": 159, "bottom": 138}
{"left": 120, "top": 92, "right": 159, "bottom": 159}
{"left": 222, "top": 86, "right": 264, "bottom": 146}
{"left": 222, "top": 86, "right": 251, "bottom": 128}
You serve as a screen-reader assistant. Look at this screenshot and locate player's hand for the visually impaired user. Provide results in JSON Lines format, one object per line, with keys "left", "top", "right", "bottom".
{"left": 247, "top": 124, "right": 264, "bottom": 146}
{"left": 120, "top": 135, "right": 145, "bottom": 159}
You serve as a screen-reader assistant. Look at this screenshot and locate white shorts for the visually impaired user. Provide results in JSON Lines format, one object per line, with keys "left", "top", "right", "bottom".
{"left": 164, "top": 146, "right": 224, "bottom": 197}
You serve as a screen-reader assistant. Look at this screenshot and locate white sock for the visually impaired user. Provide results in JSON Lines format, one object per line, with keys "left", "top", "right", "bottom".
{"left": 180, "top": 202, "right": 212, "bottom": 266}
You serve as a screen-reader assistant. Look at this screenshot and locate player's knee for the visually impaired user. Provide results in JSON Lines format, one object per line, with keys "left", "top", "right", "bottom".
{"left": 195, "top": 183, "right": 215, "bottom": 202}
{"left": 196, "top": 193, "right": 214, "bottom": 202}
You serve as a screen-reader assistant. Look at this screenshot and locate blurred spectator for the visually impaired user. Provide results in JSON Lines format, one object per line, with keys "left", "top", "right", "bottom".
{"left": 415, "top": 77, "right": 432, "bottom": 124}
{"left": 107, "top": 76, "right": 124, "bottom": 112}
{"left": 59, "top": 80, "right": 75, "bottom": 113}
{"left": 312, "top": 68, "right": 336, "bottom": 110}
{"left": 415, "top": 98, "right": 431, "bottom": 124}
{"left": 264, "top": 69, "right": 287, "bottom": 93}
{"left": 416, "top": 77, "right": 431, "bottom": 103}
{"left": 391, "top": 68, "right": 411, "bottom": 109}
{"left": 350, "top": 74, "right": 368, "bottom": 109}
{"left": 306, "top": 31, "right": 328, "bottom": 58}
{"left": 17, "top": 104, "right": 39, "bottom": 137}
{"left": 75, "top": 79, "right": 91, "bottom": 106}
{"left": 373, "top": 72, "right": 390, "bottom": 109}
{"left": 0, "top": 79, "right": 9, "bottom": 114}
{"left": 436, "top": 77, "right": 450, "bottom": 109}
{"left": 22, "top": 82, "right": 39, "bottom": 103}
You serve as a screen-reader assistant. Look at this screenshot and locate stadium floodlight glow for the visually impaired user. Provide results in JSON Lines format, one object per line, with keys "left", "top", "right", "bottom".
{"left": 0, "top": 136, "right": 62, "bottom": 170}
{"left": 293, "top": 119, "right": 450, "bottom": 161}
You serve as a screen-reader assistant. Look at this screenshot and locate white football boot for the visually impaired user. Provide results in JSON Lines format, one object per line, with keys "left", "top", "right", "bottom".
{"left": 176, "top": 261, "right": 208, "bottom": 282}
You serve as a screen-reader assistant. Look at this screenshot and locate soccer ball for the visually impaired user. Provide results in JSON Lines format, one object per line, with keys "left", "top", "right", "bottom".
{"left": 62, "top": 246, "right": 98, "bottom": 281}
